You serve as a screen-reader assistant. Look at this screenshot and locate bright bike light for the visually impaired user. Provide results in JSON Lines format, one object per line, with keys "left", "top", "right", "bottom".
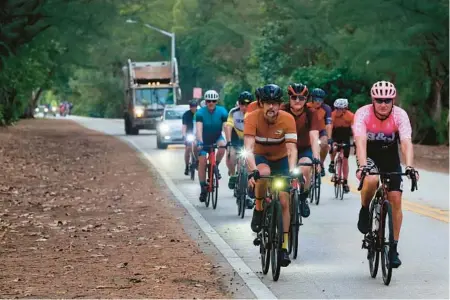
{"left": 274, "top": 179, "right": 284, "bottom": 190}
{"left": 291, "top": 168, "right": 300, "bottom": 175}
{"left": 239, "top": 149, "right": 251, "bottom": 158}
{"left": 186, "top": 134, "right": 195, "bottom": 142}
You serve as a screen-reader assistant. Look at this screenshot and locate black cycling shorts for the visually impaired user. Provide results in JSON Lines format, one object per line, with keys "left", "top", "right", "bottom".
{"left": 357, "top": 156, "right": 403, "bottom": 192}
{"left": 330, "top": 140, "right": 351, "bottom": 158}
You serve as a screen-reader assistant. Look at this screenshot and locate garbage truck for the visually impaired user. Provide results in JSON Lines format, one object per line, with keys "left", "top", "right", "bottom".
{"left": 122, "top": 58, "right": 181, "bottom": 134}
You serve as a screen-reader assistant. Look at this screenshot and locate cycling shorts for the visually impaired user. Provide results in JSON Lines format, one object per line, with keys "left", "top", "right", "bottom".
{"left": 231, "top": 130, "right": 244, "bottom": 149}
{"left": 298, "top": 147, "right": 313, "bottom": 161}
{"left": 255, "top": 154, "right": 290, "bottom": 192}
{"left": 330, "top": 141, "right": 351, "bottom": 158}
{"left": 199, "top": 135, "right": 225, "bottom": 156}
{"left": 357, "top": 157, "right": 403, "bottom": 192}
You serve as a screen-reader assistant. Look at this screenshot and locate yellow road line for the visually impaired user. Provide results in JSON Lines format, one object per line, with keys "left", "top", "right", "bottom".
{"left": 322, "top": 177, "right": 449, "bottom": 223}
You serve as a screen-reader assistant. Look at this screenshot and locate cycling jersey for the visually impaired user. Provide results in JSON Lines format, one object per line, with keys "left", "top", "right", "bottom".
{"left": 332, "top": 110, "right": 354, "bottom": 142}
{"left": 226, "top": 107, "right": 245, "bottom": 146}
{"left": 244, "top": 109, "right": 297, "bottom": 161}
{"left": 281, "top": 104, "right": 324, "bottom": 149}
{"left": 196, "top": 106, "right": 228, "bottom": 144}
{"left": 246, "top": 101, "right": 259, "bottom": 116}
{"left": 352, "top": 104, "right": 412, "bottom": 192}
{"left": 182, "top": 110, "right": 195, "bottom": 133}
{"left": 307, "top": 102, "right": 332, "bottom": 126}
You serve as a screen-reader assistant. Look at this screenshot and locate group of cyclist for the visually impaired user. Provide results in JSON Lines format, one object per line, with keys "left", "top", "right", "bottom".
{"left": 181, "top": 80, "right": 419, "bottom": 270}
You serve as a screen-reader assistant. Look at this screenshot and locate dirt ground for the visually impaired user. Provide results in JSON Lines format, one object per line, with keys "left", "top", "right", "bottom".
{"left": 407, "top": 144, "right": 449, "bottom": 174}
{"left": 0, "top": 119, "right": 229, "bottom": 298}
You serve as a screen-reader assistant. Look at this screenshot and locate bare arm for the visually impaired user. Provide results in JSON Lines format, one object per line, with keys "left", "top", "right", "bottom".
{"left": 309, "top": 130, "right": 320, "bottom": 159}
{"left": 196, "top": 122, "right": 203, "bottom": 143}
{"left": 224, "top": 123, "right": 232, "bottom": 143}
{"left": 182, "top": 125, "right": 187, "bottom": 137}
{"left": 354, "top": 136, "right": 367, "bottom": 166}
{"left": 244, "top": 135, "right": 257, "bottom": 172}
{"left": 326, "top": 124, "right": 333, "bottom": 139}
{"left": 286, "top": 142, "right": 298, "bottom": 172}
{"left": 401, "top": 138, "right": 414, "bottom": 166}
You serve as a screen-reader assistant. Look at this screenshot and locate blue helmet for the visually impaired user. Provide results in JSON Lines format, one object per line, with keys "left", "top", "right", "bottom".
{"left": 311, "top": 88, "right": 326, "bottom": 101}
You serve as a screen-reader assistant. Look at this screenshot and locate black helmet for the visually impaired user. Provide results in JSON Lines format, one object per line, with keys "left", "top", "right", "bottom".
{"left": 189, "top": 99, "right": 198, "bottom": 107}
{"left": 311, "top": 88, "right": 326, "bottom": 101}
{"left": 287, "top": 83, "right": 308, "bottom": 97}
{"left": 238, "top": 91, "right": 254, "bottom": 104}
{"left": 255, "top": 87, "right": 263, "bottom": 100}
{"left": 260, "top": 84, "right": 283, "bottom": 102}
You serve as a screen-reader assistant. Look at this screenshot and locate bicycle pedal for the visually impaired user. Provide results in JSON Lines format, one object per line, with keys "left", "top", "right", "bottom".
{"left": 253, "top": 237, "right": 261, "bottom": 246}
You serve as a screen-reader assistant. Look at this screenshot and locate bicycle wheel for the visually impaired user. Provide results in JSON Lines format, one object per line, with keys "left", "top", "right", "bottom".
{"left": 190, "top": 153, "right": 196, "bottom": 181}
{"left": 314, "top": 174, "right": 321, "bottom": 205}
{"left": 261, "top": 207, "right": 271, "bottom": 274}
{"left": 212, "top": 165, "right": 219, "bottom": 210}
{"left": 290, "top": 190, "right": 300, "bottom": 259}
{"left": 381, "top": 200, "right": 394, "bottom": 285}
{"left": 238, "top": 168, "right": 247, "bottom": 218}
{"left": 271, "top": 199, "right": 283, "bottom": 281}
{"left": 205, "top": 164, "right": 211, "bottom": 208}
{"left": 309, "top": 169, "right": 315, "bottom": 204}
{"left": 368, "top": 199, "right": 380, "bottom": 278}
{"left": 339, "top": 181, "right": 344, "bottom": 200}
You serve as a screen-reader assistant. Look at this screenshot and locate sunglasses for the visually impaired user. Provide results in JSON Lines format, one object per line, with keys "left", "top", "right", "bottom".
{"left": 374, "top": 98, "right": 393, "bottom": 104}
{"left": 290, "top": 95, "right": 307, "bottom": 101}
{"left": 206, "top": 100, "right": 217, "bottom": 103}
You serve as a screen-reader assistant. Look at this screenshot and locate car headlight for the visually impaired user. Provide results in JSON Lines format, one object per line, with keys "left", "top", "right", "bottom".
{"left": 35, "top": 108, "right": 39, "bottom": 112}
{"left": 44, "top": 108, "right": 48, "bottom": 112}
{"left": 273, "top": 179, "right": 284, "bottom": 190}
{"left": 186, "top": 134, "right": 195, "bottom": 142}
{"left": 134, "top": 107, "right": 144, "bottom": 117}
{"left": 159, "top": 123, "right": 170, "bottom": 133}
{"left": 52, "top": 107, "right": 57, "bottom": 112}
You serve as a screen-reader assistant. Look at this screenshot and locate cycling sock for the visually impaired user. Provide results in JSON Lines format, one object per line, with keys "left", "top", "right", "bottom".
{"left": 282, "top": 233, "right": 289, "bottom": 249}
{"left": 344, "top": 179, "right": 348, "bottom": 184}
{"left": 200, "top": 181, "right": 206, "bottom": 189}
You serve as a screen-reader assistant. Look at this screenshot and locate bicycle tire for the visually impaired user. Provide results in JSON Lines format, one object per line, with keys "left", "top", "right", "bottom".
{"left": 368, "top": 199, "right": 380, "bottom": 278}
{"left": 381, "top": 200, "right": 394, "bottom": 285}
{"left": 309, "top": 168, "right": 315, "bottom": 204}
{"left": 190, "top": 154, "right": 196, "bottom": 181}
{"left": 261, "top": 208, "right": 271, "bottom": 274}
{"left": 212, "top": 165, "right": 219, "bottom": 209}
{"left": 314, "top": 174, "right": 321, "bottom": 205}
{"left": 239, "top": 166, "right": 247, "bottom": 218}
{"left": 271, "top": 199, "right": 283, "bottom": 281}
{"left": 205, "top": 164, "right": 211, "bottom": 208}
{"left": 334, "top": 177, "right": 339, "bottom": 199}
{"left": 291, "top": 189, "right": 300, "bottom": 259}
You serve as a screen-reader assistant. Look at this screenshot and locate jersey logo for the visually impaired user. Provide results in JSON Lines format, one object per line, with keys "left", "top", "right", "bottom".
{"left": 367, "top": 131, "right": 396, "bottom": 142}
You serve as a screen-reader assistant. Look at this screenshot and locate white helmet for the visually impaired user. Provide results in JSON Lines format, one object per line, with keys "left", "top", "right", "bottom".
{"left": 204, "top": 90, "right": 219, "bottom": 101}
{"left": 334, "top": 98, "right": 348, "bottom": 109}
{"left": 200, "top": 100, "right": 206, "bottom": 107}
{"left": 370, "top": 81, "right": 396, "bottom": 99}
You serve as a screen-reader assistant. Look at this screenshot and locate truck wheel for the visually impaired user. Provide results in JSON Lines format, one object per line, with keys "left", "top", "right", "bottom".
{"left": 131, "top": 127, "right": 139, "bottom": 135}
{"left": 157, "top": 137, "right": 168, "bottom": 149}
{"left": 124, "top": 118, "right": 131, "bottom": 135}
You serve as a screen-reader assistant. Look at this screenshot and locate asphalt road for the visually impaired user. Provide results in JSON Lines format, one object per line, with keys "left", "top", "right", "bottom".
{"left": 71, "top": 116, "right": 449, "bottom": 299}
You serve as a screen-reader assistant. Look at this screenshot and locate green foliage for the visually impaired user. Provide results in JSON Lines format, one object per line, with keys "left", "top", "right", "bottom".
{"left": 222, "top": 80, "right": 253, "bottom": 111}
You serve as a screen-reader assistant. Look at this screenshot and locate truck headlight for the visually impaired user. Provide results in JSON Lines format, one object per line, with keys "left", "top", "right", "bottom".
{"left": 134, "top": 107, "right": 144, "bottom": 117}
{"left": 44, "top": 108, "right": 48, "bottom": 113}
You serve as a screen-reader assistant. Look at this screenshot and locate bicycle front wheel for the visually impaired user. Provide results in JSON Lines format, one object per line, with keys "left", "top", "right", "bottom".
{"left": 314, "top": 174, "right": 321, "bottom": 205}
{"left": 271, "top": 199, "right": 283, "bottom": 281}
{"left": 290, "top": 190, "right": 300, "bottom": 259}
{"left": 368, "top": 199, "right": 380, "bottom": 278}
{"left": 212, "top": 165, "right": 219, "bottom": 210}
{"left": 381, "top": 200, "right": 394, "bottom": 285}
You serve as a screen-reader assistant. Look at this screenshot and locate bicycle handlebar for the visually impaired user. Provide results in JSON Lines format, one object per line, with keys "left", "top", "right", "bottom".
{"left": 357, "top": 171, "right": 418, "bottom": 192}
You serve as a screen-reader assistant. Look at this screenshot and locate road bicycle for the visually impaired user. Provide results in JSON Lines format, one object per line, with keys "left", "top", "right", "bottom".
{"left": 203, "top": 144, "right": 226, "bottom": 209}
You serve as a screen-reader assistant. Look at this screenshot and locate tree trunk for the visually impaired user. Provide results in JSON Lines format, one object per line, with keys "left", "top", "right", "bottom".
{"left": 22, "top": 88, "right": 43, "bottom": 118}
{"left": 431, "top": 79, "right": 443, "bottom": 122}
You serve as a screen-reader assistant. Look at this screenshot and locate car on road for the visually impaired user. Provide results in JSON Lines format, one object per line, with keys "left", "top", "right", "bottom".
{"left": 156, "top": 105, "right": 190, "bottom": 149}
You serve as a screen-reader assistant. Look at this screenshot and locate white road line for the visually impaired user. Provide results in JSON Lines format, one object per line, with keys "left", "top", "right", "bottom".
{"left": 126, "top": 139, "right": 277, "bottom": 300}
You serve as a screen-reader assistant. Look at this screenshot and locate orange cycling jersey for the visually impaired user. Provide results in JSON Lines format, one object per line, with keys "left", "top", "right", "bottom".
{"left": 332, "top": 110, "right": 354, "bottom": 141}
{"left": 246, "top": 101, "right": 259, "bottom": 115}
{"left": 244, "top": 109, "right": 297, "bottom": 161}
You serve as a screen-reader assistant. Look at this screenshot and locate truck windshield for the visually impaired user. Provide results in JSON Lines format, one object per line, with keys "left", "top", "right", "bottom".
{"left": 135, "top": 88, "right": 174, "bottom": 106}
{"left": 165, "top": 110, "right": 184, "bottom": 120}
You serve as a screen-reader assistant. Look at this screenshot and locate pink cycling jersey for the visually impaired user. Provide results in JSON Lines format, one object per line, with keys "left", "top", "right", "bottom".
{"left": 352, "top": 104, "right": 412, "bottom": 143}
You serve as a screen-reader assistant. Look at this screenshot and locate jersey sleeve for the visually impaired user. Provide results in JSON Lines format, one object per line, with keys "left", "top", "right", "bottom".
{"left": 196, "top": 109, "right": 204, "bottom": 123}
{"left": 243, "top": 110, "right": 257, "bottom": 136}
{"left": 284, "top": 113, "right": 298, "bottom": 144}
{"left": 323, "top": 104, "right": 332, "bottom": 125}
{"left": 310, "top": 109, "right": 325, "bottom": 131}
{"left": 351, "top": 106, "right": 369, "bottom": 137}
{"left": 182, "top": 111, "right": 188, "bottom": 125}
{"left": 394, "top": 107, "right": 412, "bottom": 140}
{"left": 226, "top": 109, "right": 235, "bottom": 128}
{"left": 221, "top": 107, "right": 228, "bottom": 123}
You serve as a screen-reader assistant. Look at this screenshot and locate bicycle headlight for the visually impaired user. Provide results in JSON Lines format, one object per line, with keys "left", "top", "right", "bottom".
{"left": 274, "top": 179, "right": 284, "bottom": 190}
{"left": 239, "top": 149, "right": 251, "bottom": 158}
{"left": 186, "top": 134, "right": 195, "bottom": 142}
{"left": 291, "top": 168, "right": 300, "bottom": 175}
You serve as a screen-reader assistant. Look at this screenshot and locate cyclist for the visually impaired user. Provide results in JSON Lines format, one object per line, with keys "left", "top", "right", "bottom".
{"left": 182, "top": 100, "right": 198, "bottom": 175}
{"left": 225, "top": 91, "right": 254, "bottom": 192}
{"left": 196, "top": 90, "right": 228, "bottom": 202}
{"left": 307, "top": 88, "right": 332, "bottom": 176}
{"left": 352, "top": 80, "right": 419, "bottom": 269}
{"left": 282, "top": 83, "right": 322, "bottom": 217}
{"left": 246, "top": 87, "right": 262, "bottom": 115}
{"left": 244, "top": 83, "right": 298, "bottom": 267}
{"left": 329, "top": 98, "right": 354, "bottom": 193}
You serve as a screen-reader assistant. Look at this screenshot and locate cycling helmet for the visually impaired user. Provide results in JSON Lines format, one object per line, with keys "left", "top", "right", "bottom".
{"left": 287, "top": 83, "right": 308, "bottom": 96}
{"left": 200, "top": 100, "right": 206, "bottom": 107}
{"left": 370, "top": 81, "right": 396, "bottom": 99}
{"left": 255, "top": 87, "right": 263, "bottom": 100}
{"left": 189, "top": 99, "right": 198, "bottom": 107}
{"left": 310, "top": 88, "right": 326, "bottom": 101}
{"left": 334, "top": 98, "right": 348, "bottom": 109}
{"left": 204, "top": 90, "right": 219, "bottom": 101}
{"left": 260, "top": 84, "right": 283, "bottom": 102}
{"left": 238, "top": 91, "right": 254, "bottom": 104}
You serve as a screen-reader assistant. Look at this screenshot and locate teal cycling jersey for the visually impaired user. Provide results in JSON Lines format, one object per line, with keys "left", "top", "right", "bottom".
{"left": 195, "top": 106, "right": 228, "bottom": 144}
